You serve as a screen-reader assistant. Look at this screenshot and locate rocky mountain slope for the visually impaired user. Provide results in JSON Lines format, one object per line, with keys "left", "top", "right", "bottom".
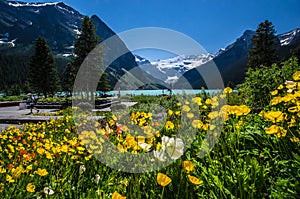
{"left": 136, "top": 54, "right": 214, "bottom": 84}
{"left": 175, "top": 28, "right": 300, "bottom": 89}
{"left": 0, "top": 0, "right": 166, "bottom": 90}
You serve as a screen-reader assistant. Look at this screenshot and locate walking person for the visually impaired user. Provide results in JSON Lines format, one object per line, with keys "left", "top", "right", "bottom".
{"left": 27, "top": 93, "right": 39, "bottom": 114}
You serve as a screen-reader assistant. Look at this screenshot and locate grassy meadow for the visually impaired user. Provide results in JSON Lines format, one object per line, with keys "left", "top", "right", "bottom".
{"left": 1, "top": 70, "right": 300, "bottom": 198}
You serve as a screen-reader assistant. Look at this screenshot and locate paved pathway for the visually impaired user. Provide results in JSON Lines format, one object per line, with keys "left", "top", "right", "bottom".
{"left": 92, "top": 101, "right": 138, "bottom": 112}
{"left": 0, "top": 106, "right": 59, "bottom": 131}
{"left": 0, "top": 124, "right": 22, "bottom": 131}
{"left": 0, "top": 102, "right": 137, "bottom": 131}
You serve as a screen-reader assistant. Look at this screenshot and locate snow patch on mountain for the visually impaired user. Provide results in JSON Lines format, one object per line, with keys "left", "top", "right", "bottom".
{"left": 0, "top": 32, "right": 16, "bottom": 47}
{"left": 0, "top": 39, "right": 16, "bottom": 47}
{"left": 57, "top": 5, "right": 75, "bottom": 14}
{"left": 135, "top": 55, "right": 151, "bottom": 65}
{"left": 8, "top": 1, "right": 61, "bottom": 7}
{"left": 135, "top": 54, "right": 214, "bottom": 84}
{"left": 279, "top": 28, "right": 300, "bottom": 46}
{"left": 73, "top": 29, "right": 81, "bottom": 35}
{"left": 166, "top": 76, "right": 179, "bottom": 83}
{"left": 62, "top": 53, "right": 72, "bottom": 57}
{"left": 151, "top": 54, "right": 214, "bottom": 72}
{"left": 215, "top": 48, "right": 226, "bottom": 56}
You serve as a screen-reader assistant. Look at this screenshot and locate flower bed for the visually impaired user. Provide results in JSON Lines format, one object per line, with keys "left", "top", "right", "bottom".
{"left": 0, "top": 72, "right": 300, "bottom": 198}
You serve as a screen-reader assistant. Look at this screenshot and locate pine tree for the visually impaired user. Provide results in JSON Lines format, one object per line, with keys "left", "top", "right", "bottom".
{"left": 29, "top": 37, "right": 60, "bottom": 96}
{"left": 64, "top": 16, "right": 101, "bottom": 98}
{"left": 97, "top": 72, "right": 111, "bottom": 94}
{"left": 63, "top": 62, "right": 75, "bottom": 93}
{"left": 248, "top": 20, "right": 280, "bottom": 68}
{"left": 292, "top": 47, "right": 300, "bottom": 60}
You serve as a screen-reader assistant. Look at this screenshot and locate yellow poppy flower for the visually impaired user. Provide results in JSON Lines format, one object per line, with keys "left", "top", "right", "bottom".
{"left": 109, "top": 119, "right": 115, "bottom": 126}
{"left": 281, "top": 94, "right": 294, "bottom": 102}
{"left": 208, "top": 111, "right": 219, "bottom": 119}
{"left": 112, "top": 191, "right": 126, "bottom": 199}
{"left": 263, "top": 111, "right": 284, "bottom": 123}
{"left": 26, "top": 183, "right": 35, "bottom": 193}
{"left": 0, "top": 166, "right": 6, "bottom": 174}
{"left": 137, "top": 136, "right": 145, "bottom": 143}
{"left": 77, "top": 146, "right": 85, "bottom": 151}
{"left": 35, "top": 168, "right": 48, "bottom": 176}
{"left": 188, "top": 175, "right": 203, "bottom": 185}
{"left": 183, "top": 160, "right": 194, "bottom": 172}
{"left": 85, "top": 154, "right": 93, "bottom": 161}
{"left": 192, "top": 120, "right": 203, "bottom": 129}
{"left": 285, "top": 80, "right": 296, "bottom": 90}
{"left": 237, "top": 105, "right": 251, "bottom": 116}
{"left": 277, "top": 84, "right": 284, "bottom": 90}
{"left": 6, "top": 175, "right": 15, "bottom": 183}
{"left": 223, "top": 87, "right": 232, "bottom": 94}
{"left": 290, "top": 137, "right": 299, "bottom": 142}
{"left": 187, "top": 113, "right": 194, "bottom": 118}
{"left": 293, "top": 71, "right": 300, "bottom": 81}
{"left": 202, "top": 123, "right": 209, "bottom": 131}
{"left": 118, "top": 143, "right": 126, "bottom": 152}
{"left": 205, "top": 98, "right": 212, "bottom": 105}
{"left": 165, "top": 121, "right": 175, "bottom": 130}
{"left": 12, "top": 165, "right": 24, "bottom": 179}
{"left": 0, "top": 183, "right": 4, "bottom": 193}
{"left": 157, "top": 173, "right": 172, "bottom": 186}
{"left": 270, "top": 97, "right": 282, "bottom": 106}
{"left": 288, "top": 106, "right": 300, "bottom": 113}
{"left": 192, "top": 97, "right": 202, "bottom": 105}
{"left": 60, "top": 145, "right": 68, "bottom": 153}
{"left": 182, "top": 105, "right": 191, "bottom": 112}
{"left": 271, "top": 90, "right": 278, "bottom": 96}
{"left": 265, "top": 125, "right": 287, "bottom": 138}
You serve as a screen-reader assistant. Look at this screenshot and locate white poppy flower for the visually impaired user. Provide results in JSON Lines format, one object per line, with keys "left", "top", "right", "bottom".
{"left": 165, "top": 137, "right": 184, "bottom": 160}
{"left": 161, "top": 136, "right": 170, "bottom": 146}
{"left": 153, "top": 148, "right": 167, "bottom": 162}
{"left": 79, "top": 165, "right": 86, "bottom": 174}
{"left": 43, "top": 187, "right": 55, "bottom": 195}
{"left": 138, "top": 142, "right": 152, "bottom": 152}
{"left": 95, "top": 174, "right": 100, "bottom": 184}
{"left": 154, "top": 136, "right": 184, "bottom": 161}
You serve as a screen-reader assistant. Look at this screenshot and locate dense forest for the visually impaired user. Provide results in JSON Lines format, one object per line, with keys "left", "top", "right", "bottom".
{"left": 0, "top": 45, "right": 69, "bottom": 95}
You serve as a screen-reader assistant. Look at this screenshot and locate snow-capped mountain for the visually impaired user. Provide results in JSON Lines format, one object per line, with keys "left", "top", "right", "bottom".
{"left": 7, "top": 1, "right": 62, "bottom": 7}
{"left": 278, "top": 28, "right": 300, "bottom": 46}
{"left": 135, "top": 54, "right": 214, "bottom": 84}
{"left": 152, "top": 54, "right": 214, "bottom": 72}
{"left": 135, "top": 55, "right": 151, "bottom": 65}
{"left": 0, "top": 1, "right": 168, "bottom": 90}
{"left": 0, "top": 1, "right": 84, "bottom": 53}
{"left": 176, "top": 27, "right": 300, "bottom": 89}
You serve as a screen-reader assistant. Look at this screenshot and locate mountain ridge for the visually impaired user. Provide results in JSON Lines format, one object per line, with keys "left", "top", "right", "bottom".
{"left": 0, "top": 0, "right": 168, "bottom": 90}
{"left": 135, "top": 54, "right": 215, "bottom": 84}
{"left": 175, "top": 27, "right": 300, "bottom": 89}
{"left": 136, "top": 27, "right": 300, "bottom": 88}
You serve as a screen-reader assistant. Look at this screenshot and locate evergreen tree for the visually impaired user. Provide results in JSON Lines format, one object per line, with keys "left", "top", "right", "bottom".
{"left": 292, "top": 47, "right": 300, "bottom": 60}
{"left": 22, "top": 81, "right": 31, "bottom": 94}
{"left": 64, "top": 16, "right": 101, "bottom": 98}
{"left": 239, "top": 57, "right": 300, "bottom": 109}
{"left": 29, "top": 37, "right": 60, "bottom": 96}
{"left": 63, "top": 62, "right": 76, "bottom": 93}
{"left": 97, "top": 72, "right": 111, "bottom": 93}
{"left": 248, "top": 20, "right": 280, "bottom": 68}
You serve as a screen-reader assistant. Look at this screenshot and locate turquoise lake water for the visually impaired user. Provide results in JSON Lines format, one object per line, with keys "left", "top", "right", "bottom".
{"left": 106, "top": 89, "right": 223, "bottom": 96}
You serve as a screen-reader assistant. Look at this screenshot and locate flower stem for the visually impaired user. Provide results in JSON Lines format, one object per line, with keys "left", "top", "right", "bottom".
{"left": 161, "top": 186, "right": 165, "bottom": 199}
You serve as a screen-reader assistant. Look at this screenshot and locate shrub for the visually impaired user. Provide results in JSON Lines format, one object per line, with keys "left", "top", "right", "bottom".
{"left": 238, "top": 57, "right": 300, "bottom": 110}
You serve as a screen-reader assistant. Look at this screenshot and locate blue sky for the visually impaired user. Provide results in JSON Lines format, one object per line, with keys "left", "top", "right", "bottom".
{"left": 21, "top": 0, "right": 300, "bottom": 60}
